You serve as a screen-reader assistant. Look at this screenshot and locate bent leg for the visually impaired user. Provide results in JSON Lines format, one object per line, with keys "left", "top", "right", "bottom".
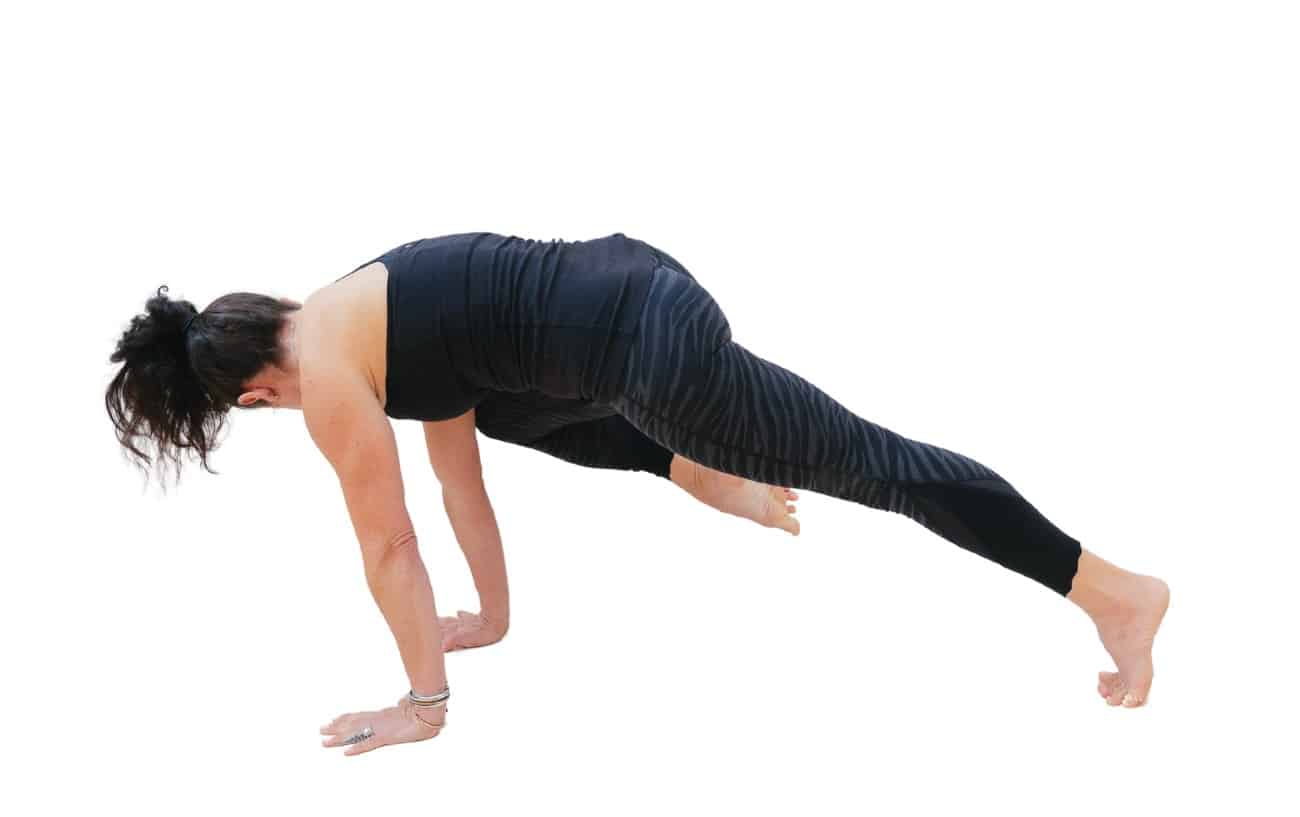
{"left": 528, "top": 413, "right": 674, "bottom": 478}
{"left": 475, "top": 390, "right": 673, "bottom": 479}
{"left": 611, "top": 264, "right": 1082, "bottom": 596}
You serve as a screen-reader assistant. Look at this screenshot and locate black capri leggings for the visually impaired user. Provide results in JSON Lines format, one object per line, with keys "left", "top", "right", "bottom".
{"left": 474, "top": 390, "right": 674, "bottom": 480}
{"left": 480, "top": 254, "right": 1083, "bottom": 597}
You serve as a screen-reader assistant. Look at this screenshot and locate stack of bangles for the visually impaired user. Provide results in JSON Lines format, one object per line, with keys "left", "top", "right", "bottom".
{"left": 408, "top": 686, "right": 449, "bottom": 730}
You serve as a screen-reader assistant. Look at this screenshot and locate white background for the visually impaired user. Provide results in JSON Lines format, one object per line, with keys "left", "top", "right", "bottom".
{"left": 3, "top": 1, "right": 1296, "bottom": 814}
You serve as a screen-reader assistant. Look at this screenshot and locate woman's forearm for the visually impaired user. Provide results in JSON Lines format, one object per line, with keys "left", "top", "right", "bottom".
{"left": 364, "top": 538, "right": 448, "bottom": 695}
{"left": 441, "top": 485, "right": 510, "bottom": 620}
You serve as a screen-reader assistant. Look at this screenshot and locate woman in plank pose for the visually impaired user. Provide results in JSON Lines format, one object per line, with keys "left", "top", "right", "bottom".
{"left": 105, "top": 231, "right": 1169, "bottom": 755}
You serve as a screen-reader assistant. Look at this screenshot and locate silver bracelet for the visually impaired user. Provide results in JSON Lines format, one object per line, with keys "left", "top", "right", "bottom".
{"left": 408, "top": 686, "right": 450, "bottom": 708}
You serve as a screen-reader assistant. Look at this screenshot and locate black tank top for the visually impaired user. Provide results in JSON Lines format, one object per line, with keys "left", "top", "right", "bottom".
{"left": 342, "top": 232, "right": 662, "bottom": 421}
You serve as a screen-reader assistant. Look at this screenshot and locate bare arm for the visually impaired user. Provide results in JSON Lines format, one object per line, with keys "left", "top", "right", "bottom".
{"left": 423, "top": 410, "right": 510, "bottom": 635}
{"left": 302, "top": 342, "right": 447, "bottom": 696}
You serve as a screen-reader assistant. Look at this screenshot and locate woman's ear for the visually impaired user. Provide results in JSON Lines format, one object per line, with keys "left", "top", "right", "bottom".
{"left": 237, "top": 387, "right": 276, "bottom": 408}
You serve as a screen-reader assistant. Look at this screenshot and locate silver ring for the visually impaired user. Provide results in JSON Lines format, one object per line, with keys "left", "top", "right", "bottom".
{"left": 342, "top": 725, "right": 374, "bottom": 745}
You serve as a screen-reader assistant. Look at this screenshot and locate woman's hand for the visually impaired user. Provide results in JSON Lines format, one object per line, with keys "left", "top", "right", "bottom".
{"left": 319, "top": 695, "right": 445, "bottom": 756}
{"left": 439, "top": 609, "right": 508, "bottom": 652}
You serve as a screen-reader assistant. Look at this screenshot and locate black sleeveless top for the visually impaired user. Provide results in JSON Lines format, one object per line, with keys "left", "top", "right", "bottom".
{"left": 341, "top": 232, "right": 662, "bottom": 422}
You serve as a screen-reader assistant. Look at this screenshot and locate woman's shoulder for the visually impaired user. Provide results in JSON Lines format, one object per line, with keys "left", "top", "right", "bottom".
{"left": 310, "top": 257, "right": 388, "bottom": 309}
{"left": 300, "top": 263, "right": 390, "bottom": 402}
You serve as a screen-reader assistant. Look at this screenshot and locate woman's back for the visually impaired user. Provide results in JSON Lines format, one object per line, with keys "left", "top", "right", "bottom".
{"left": 372, "top": 231, "right": 664, "bottom": 421}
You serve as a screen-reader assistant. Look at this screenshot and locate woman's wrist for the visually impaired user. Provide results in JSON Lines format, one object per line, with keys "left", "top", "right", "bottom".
{"left": 410, "top": 707, "right": 447, "bottom": 728}
{"left": 409, "top": 670, "right": 449, "bottom": 699}
{"left": 408, "top": 686, "right": 450, "bottom": 705}
{"left": 400, "top": 694, "right": 447, "bottom": 729}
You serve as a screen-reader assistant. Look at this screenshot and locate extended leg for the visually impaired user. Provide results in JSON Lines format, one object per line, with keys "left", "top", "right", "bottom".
{"left": 612, "top": 264, "right": 1083, "bottom": 595}
{"left": 610, "top": 262, "right": 1168, "bottom": 705}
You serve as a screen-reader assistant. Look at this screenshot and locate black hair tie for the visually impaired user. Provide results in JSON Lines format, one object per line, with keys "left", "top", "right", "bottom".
{"left": 182, "top": 313, "right": 200, "bottom": 335}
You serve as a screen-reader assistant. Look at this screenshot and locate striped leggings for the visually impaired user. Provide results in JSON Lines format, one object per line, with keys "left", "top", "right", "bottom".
{"left": 476, "top": 253, "right": 1083, "bottom": 597}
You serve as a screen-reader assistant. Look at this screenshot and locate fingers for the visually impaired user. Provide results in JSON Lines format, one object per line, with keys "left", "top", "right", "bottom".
{"left": 443, "top": 611, "right": 483, "bottom": 652}
{"left": 320, "top": 704, "right": 391, "bottom": 734}
{"left": 320, "top": 711, "right": 374, "bottom": 735}
{"left": 439, "top": 618, "right": 459, "bottom": 651}
{"left": 321, "top": 702, "right": 445, "bottom": 757}
{"left": 440, "top": 613, "right": 467, "bottom": 651}
{"left": 322, "top": 722, "right": 387, "bottom": 755}
{"left": 321, "top": 720, "right": 370, "bottom": 747}
{"left": 447, "top": 628, "right": 498, "bottom": 652}
{"left": 343, "top": 733, "right": 388, "bottom": 756}
{"left": 321, "top": 731, "right": 351, "bottom": 748}
{"left": 446, "top": 632, "right": 484, "bottom": 651}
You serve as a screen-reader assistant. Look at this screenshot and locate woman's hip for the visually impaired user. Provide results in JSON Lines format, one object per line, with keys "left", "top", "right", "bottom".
{"left": 613, "top": 262, "right": 734, "bottom": 406}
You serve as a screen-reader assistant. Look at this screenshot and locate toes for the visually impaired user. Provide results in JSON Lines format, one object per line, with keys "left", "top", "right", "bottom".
{"left": 1097, "top": 671, "right": 1126, "bottom": 706}
{"left": 1098, "top": 669, "right": 1149, "bottom": 707}
{"left": 1106, "top": 687, "right": 1126, "bottom": 706}
{"left": 774, "top": 511, "right": 800, "bottom": 536}
{"left": 1117, "top": 658, "right": 1154, "bottom": 708}
{"left": 1097, "top": 670, "right": 1118, "bottom": 695}
{"left": 1105, "top": 678, "right": 1128, "bottom": 706}
{"left": 1122, "top": 675, "right": 1152, "bottom": 707}
{"left": 768, "top": 498, "right": 800, "bottom": 535}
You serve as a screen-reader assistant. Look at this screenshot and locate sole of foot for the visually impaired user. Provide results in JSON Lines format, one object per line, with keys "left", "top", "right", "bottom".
{"left": 674, "top": 457, "right": 802, "bottom": 536}
{"left": 1093, "top": 574, "right": 1171, "bottom": 708}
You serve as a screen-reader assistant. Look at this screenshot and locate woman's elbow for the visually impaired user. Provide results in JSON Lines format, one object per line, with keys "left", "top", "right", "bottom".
{"left": 362, "top": 528, "right": 421, "bottom": 581}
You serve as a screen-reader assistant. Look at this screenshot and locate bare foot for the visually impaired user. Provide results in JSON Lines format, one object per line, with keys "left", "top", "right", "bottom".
{"left": 1070, "top": 553, "right": 1170, "bottom": 708}
{"left": 670, "top": 455, "right": 801, "bottom": 535}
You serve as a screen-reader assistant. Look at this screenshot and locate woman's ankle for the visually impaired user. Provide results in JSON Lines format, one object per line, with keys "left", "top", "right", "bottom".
{"left": 1067, "top": 548, "right": 1143, "bottom": 621}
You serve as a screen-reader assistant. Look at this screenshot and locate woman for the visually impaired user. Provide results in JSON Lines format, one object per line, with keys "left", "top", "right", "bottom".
{"left": 105, "top": 231, "right": 1170, "bottom": 755}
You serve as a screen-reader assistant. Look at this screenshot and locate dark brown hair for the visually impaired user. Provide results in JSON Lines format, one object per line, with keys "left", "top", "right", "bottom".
{"left": 105, "top": 284, "right": 300, "bottom": 485}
